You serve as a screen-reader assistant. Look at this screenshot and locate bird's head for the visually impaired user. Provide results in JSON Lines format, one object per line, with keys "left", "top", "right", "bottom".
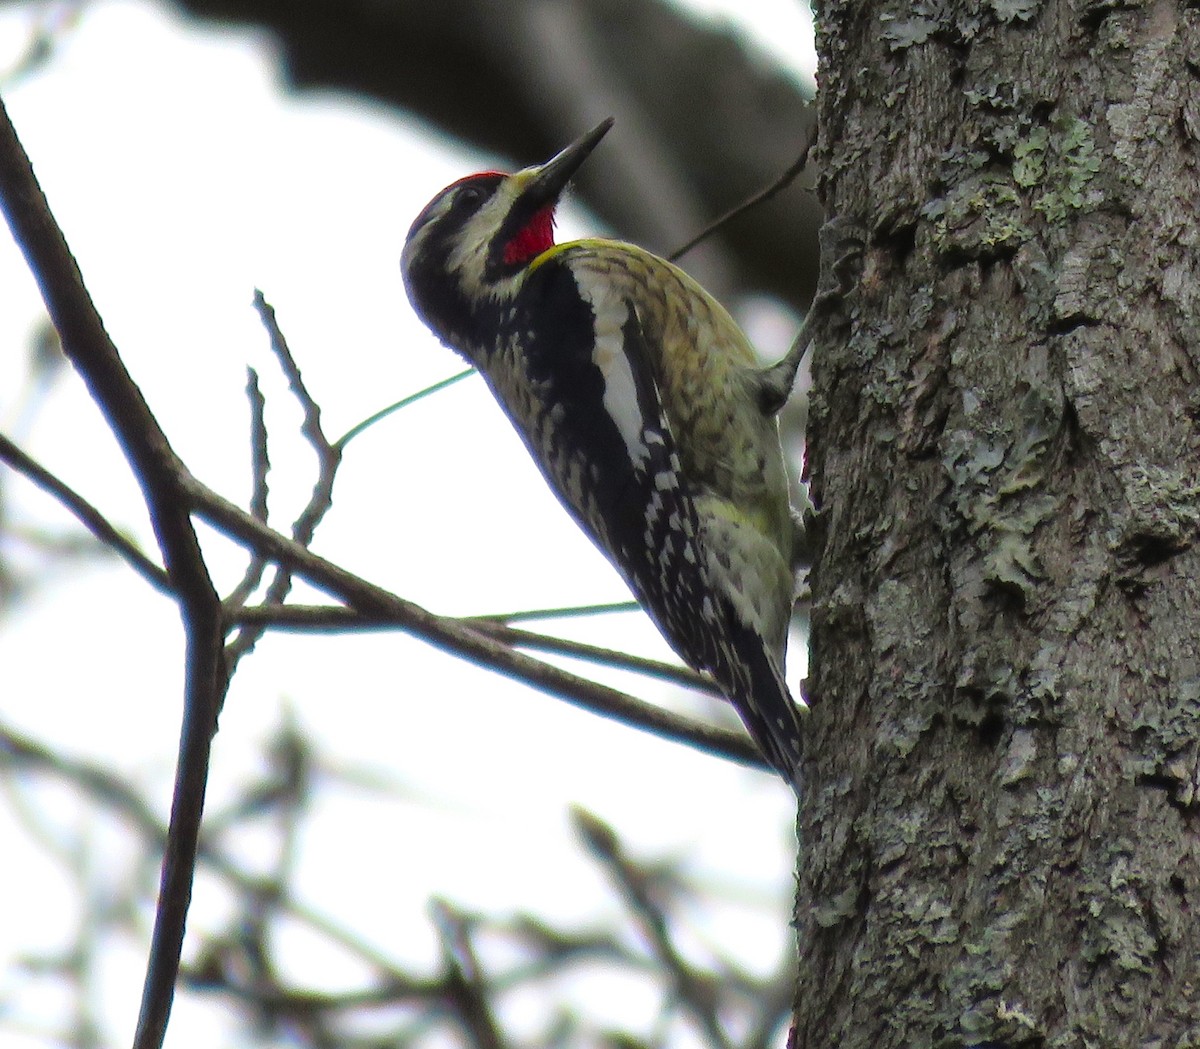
{"left": 401, "top": 118, "right": 613, "bottom": 355}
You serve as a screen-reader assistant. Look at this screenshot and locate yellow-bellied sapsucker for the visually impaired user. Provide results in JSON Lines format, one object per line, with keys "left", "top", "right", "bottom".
{"left": 401, "top": 118, "right": 807, "bottom": 786}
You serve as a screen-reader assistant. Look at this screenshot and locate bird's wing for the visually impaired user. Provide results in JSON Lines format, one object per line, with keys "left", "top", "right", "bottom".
{"left": 501, "top": 254, "right": 802, "bottom": 778}
{"left": 504, "top": 252, "right": 712, "bottom": 645}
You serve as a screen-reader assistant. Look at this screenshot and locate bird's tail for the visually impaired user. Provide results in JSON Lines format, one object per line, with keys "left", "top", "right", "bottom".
{"left": 710, "top": 621, "right": 806, "bottom": 791}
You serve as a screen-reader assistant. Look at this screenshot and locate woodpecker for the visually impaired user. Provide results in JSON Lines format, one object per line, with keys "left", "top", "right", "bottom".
{"left": 401, "top": 118, "right": 807, "bottom": 786}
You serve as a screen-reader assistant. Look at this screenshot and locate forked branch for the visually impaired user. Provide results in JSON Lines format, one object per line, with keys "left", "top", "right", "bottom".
{"left": 0, "top": 89, "right": 775, "bottom": 1049}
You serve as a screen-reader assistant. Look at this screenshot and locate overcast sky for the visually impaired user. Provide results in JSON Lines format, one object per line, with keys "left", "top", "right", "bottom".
{"left": 0, "top": 2, "right": 814, "bottom": 1044}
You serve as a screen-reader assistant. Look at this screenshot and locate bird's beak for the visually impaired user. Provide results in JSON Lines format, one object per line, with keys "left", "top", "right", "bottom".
{"left": 490, "top": 119, "right": 614, "bottom": 271}
{"left": 522, "top": 118, "right": 614, "bottom": 206}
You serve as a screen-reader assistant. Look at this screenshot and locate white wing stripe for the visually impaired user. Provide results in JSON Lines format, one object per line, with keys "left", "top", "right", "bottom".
{"left": 577, "top": 279, "right": 649, "bottom": 469}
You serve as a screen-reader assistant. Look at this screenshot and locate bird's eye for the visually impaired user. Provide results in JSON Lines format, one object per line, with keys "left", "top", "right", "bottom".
{"left": 454, "top": 185, "right": 485, "bottom": 212}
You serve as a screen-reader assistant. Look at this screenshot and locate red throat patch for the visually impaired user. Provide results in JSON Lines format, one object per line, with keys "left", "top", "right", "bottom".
{"left": 503, "top": 205, "right": 556, "bottom": 265}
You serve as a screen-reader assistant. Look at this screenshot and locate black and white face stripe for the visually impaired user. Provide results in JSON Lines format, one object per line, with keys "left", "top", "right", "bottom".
{"left": 401, "top": 173, "right": 507, "bottom": 353}
{"left": 404, "top": 173, "right": 504, "bottom": 243}
{"left": 401, "top": 122, "right": 612, "bottom": 361}
{"left": 402, "top": 167, "right": 559, "bottom": 357}
{"left": 401, "top": 174, "right": 504, "bottom": 286}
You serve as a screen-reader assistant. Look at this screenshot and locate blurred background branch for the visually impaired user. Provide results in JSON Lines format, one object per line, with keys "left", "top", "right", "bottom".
{"left": 0, "top": 0, "right": 809, "bottom": 1044}
{"left": 14, "top": 0, "right": 818, "bottom": 308}
{"left": 1, "top": 713, "right": 795, "bottom": 1047}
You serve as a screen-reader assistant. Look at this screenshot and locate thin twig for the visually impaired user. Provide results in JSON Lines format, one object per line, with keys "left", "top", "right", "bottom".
{"left": 0, "top": 431, "right": 172, "bottom": 594}
{"left": 667, "top": 132, "right": 814, "bottom": 264}
{"left": 574, "top": 807, "right": 732, "bottom": 1049}
{"left": 0, "top": 718, "right": 424, "bottom": 983}
{"left": 335, "top": 368, "right": 475, "bottom": 449}
{"left": 0, "top": 2, "right": 81, "bottom": 89}
{"left": 431, "top": 899, "right": 509, "bottom": 1049}
{"left": 246, "top": 366, "right": 271, "bottom": 524}
{"left": 0, "top": 94, "right": 228, "bottom": 1049}
{"left": 178, "top": 966, "right": 449, "bottom": 1013}
{"left": 231, "top": 602, "right": 721, "bottom": 696}
{"left": 223, "top": 367, "right": 271, "bottom": 610}
{"left": 189, "top": 479, "right": 768, "bottom": 772}
{"left": 445, "top": 619, "right": 722, "bottom": 695}
{"left": 253, "top": 291, "right": 341, "bottom": 557}
{"left": 225, "top": 295, "right": 342, "bottom": 669}
{"left": 229, "top": 714, "right": 312, "bottom": 1009}
{"left": 466, "top": 599, "right": 639, "bottom": 623}
{"left": 6, "top": 711, "right": 793, "bottom": 1043}
{"left": 253, "top": 290, "right": 333, "bottom": 470}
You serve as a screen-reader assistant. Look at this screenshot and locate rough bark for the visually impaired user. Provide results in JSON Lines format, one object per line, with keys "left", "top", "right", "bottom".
{"left": 799, "top": 0, "right": 1200, "bottom": 1045}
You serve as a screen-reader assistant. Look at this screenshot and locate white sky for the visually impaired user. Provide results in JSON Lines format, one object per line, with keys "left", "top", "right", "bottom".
{"left": 0, "top": 2, "right": 814, "bottom": 1045}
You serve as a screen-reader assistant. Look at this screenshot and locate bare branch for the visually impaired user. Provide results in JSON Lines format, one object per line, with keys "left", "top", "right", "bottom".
{"left": 0, "top": 84, "right": 796, "bottom": 1049}
{"left": 447, "top": 619, "right": 721, "bottom": 694}
{"left": 5, "top": 710, "right": 793, "bottom": 1045}
{"left": 232, "top": 601, "right": 721, "bottom": 695}
{"left": 742, "top": 953, "right": 798, "bottom": 1049}
{"left": 431, "top": 899, "right": 509, "bottom": 1049}
{"left": 246, "top": 365, "right": 271, "bottom": 524}
{"left": 223, "top": 366, "right": 271, "bottom": 610}
{"left": 179, "top": 964, "right": 448, "bottom": 1014}
{"left": 0, "top": 717, "right": 417, "bottom": 980}
{"left": 224, "top": 294, "right": 342, "bottom": 670}
{"left": 0, "top": 94, "right": 227, "bottom": 1049}
{"left": 0, "top": 431, "right": 172, "bottom": 594}
{"left": 192, "top": 485, "right": 768, "bottom": 772}
{"left": 574, "top": 808, "right": 732, "bottom": 1049}
{"left": 667, "top": 133, "right": 814, "bottom": 264}
{"left": 251, "top": 291, "right": 342, "bottom": 533}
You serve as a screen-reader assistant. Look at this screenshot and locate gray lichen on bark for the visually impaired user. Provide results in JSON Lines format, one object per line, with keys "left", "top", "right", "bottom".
{"left": 799, "top": 0, "right": 1200, "bottom": 1045}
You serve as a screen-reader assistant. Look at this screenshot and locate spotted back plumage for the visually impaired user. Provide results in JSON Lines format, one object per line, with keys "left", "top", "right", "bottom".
{"left": 401, "top": 121, "right": 805, "bottom": 786}
{"left": 498, "top": 243, "right": 803, "bottom": 780}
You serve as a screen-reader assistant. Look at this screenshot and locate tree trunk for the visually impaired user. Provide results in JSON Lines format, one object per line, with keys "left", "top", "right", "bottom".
{"left": 799, "top": 1, "right": 1200, "bottom": 1045}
